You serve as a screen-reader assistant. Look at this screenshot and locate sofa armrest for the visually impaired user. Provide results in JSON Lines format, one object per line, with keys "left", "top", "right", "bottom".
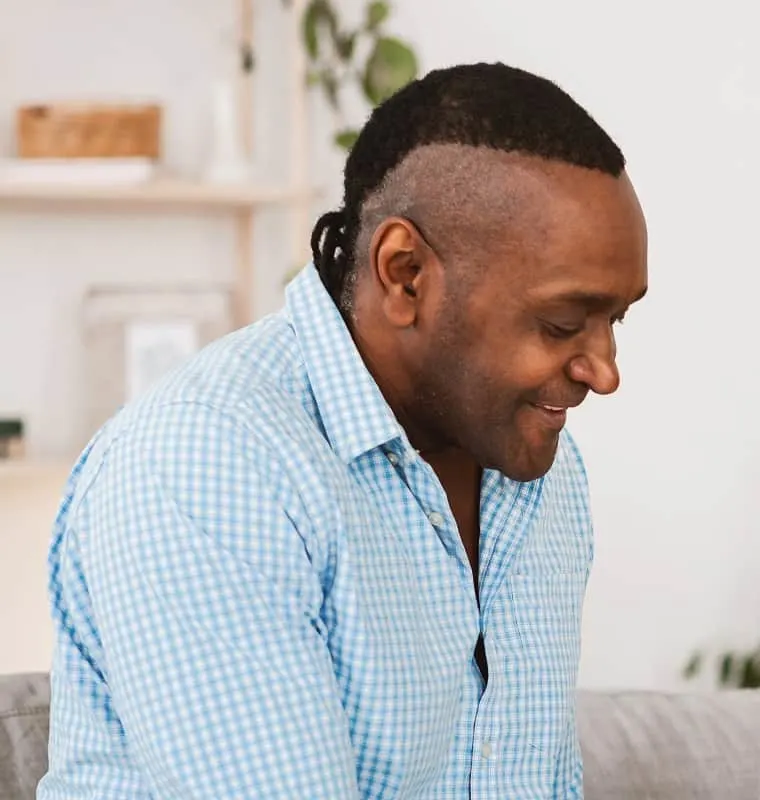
{"left": 0, "top": 673, "right": 51, "bottom": 800}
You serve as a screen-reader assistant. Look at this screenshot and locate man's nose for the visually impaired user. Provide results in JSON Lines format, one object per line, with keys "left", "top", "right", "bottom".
{"left": 567, "top": 328, "right": 620, "bottom": 396}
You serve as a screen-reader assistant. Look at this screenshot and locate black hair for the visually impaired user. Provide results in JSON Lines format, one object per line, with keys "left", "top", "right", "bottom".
{"left": 311, "top": 62, "right": 625, "bottom": 309}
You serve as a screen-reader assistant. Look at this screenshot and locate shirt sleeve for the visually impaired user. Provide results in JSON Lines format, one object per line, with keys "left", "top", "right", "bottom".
{"left": 41, "top": 400, "right": 361, "bottom": 800}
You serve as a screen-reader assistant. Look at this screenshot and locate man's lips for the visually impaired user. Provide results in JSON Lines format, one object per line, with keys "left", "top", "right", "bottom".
{"left": 532, "top": 395, "right": 586, "bottom": 412}
{"left": 529, "top": 403, "right": 568, "bottom": 430}
{"left": 528, "top": 399, "right": 584, "bottom": 430}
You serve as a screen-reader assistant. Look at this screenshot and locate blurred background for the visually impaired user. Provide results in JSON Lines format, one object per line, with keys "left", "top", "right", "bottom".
{"left": 1, "top": 0, "right": 759, "bottom": 692}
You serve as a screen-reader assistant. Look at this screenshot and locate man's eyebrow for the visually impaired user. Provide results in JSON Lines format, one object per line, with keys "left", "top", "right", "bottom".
{"left": 541, "top": 286, "right": 648, "bottom": 309}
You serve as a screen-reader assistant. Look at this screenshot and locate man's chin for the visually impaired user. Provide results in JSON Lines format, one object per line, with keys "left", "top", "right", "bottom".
{"left": 498, "top": 438, "right": 559, "bottom": 483}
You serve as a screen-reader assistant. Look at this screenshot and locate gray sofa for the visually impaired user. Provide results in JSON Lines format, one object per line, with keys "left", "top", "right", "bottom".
{"left": 2, "top": 673, "right": 759, "bottom": 799}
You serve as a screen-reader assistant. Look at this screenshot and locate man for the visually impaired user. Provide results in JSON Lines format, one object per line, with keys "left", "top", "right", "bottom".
{"left": 39, "top": 63, "right": 647, "bottom": 798}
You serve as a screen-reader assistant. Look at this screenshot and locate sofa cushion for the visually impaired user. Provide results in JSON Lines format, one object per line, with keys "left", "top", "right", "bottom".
{"left": 579, "top": 689, "right": 760, "bottom": 800}
{"left": 2, "top": 675, "right": 759, "bottom": 799}
{"left": 0, "top": 673, "right": 50, "bottom": 800}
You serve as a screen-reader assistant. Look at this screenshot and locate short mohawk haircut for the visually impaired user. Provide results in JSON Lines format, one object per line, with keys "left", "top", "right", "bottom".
{"left": 312, "top": 62, "right": 625, "bottom": 309}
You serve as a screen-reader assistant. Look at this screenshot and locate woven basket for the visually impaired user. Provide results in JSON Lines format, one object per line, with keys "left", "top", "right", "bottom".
{"left": 16, "top": 103, "right": 161, "bottom": 159}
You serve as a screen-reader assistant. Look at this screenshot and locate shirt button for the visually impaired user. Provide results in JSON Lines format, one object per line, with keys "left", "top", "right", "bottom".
{"left": 386, "top": 452, "right": 399, "bottom": 466}
{"left": 427, "top": 511, "right": 445, "bottom": 528}
{"left": 481, "top": 741, "right": 493, "bottom": 759}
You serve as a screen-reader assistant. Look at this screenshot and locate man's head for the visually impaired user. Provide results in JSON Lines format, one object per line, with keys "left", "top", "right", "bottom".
{"left": 311, "top": 63, "right": 648, "bottom": 482}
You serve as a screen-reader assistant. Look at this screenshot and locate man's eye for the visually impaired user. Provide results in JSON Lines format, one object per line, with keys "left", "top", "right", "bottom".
{"left": 542, "top": 321, "right": 583, "bottom": 339}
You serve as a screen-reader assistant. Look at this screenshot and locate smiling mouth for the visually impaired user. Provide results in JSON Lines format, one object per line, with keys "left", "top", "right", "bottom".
{"left": 529, "top": 403, "right": 569, "bottom": 430}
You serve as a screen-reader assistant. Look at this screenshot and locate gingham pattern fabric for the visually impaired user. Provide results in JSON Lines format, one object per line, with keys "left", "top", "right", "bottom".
{"left": 39, "top": 264, "right": 592, "bottom": 799}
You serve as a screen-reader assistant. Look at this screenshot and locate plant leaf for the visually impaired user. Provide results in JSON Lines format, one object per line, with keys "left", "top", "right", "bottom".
{"left": 334, "top": 129, "right": 360, "bottom": 150}
{"left": 740, "top": 654, "right": 760, "bottom": 688}
{"left": 362, "top": 36, "right": 418, "bottom": 105}
{"left": 305, "top": 68, "right": 339, "bottom": 109}
{"left": 682, "top": 652, "right": 702, "bottom": 680}
{"left": 335, "top": 33, "right": 356, "bottom": 62}
{"left": 320, "top": 69, "right": 340, "bottom": 110}
{"left": 366, "top": 1, "right": 390, "bottom": 31}
{"left": 302, "top": 1, "right": 321, "bottom": 60}
{"left": 719, "top": 653, "right": 735, "bottom": 686}
{"left": 302, "top": 0, "right": 337, "bottom": 61}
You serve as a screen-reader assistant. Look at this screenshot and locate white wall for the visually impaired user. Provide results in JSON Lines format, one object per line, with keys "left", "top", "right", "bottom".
{"left": 2, "top": 0, "right": 759, "bottom": 690}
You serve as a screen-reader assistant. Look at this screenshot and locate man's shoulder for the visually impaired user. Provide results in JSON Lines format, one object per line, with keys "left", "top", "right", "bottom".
{"left": 158, "top": 310, "right": 305, "bottom": 412}
{"left": 69, "top": 312, "right": 334, "bottom": 511}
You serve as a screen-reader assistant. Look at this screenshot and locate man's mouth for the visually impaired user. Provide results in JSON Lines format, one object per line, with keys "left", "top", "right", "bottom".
{"left": 529, "top": 403, "right": 570, "bottom": 430}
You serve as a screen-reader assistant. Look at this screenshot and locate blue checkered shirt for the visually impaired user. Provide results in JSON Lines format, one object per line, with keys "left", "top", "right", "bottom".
{"left": 39, "top": 264, "right": 592, "bottom": 799}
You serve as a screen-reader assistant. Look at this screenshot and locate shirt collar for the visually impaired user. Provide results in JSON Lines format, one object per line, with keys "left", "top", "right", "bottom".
{"left": 286, "top": 264, "right": 411, "bottom": 464}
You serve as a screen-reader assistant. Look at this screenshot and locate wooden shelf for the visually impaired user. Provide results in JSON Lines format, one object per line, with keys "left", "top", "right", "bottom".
{"left": 0, "top": 179, "right": 316, "bottom": 210}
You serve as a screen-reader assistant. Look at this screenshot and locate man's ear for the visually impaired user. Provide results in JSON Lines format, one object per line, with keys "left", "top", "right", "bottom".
{"left": 369, "top": 217, "right": 431, "bottom": 327}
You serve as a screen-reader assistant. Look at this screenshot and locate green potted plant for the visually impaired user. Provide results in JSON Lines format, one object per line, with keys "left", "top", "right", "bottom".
{"left": 299, "top": 0, "right": 419, "bottom": 149}
{"left": 683, "top": 645, "right": 760, "bottom": 688}
{"left": 282, "top": 1, "right": 418, "bottom": 281}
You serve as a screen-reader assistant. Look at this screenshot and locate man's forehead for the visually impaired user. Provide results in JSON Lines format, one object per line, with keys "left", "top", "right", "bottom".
{"left": 519, "top": 238, "right": 649, "bottom": 310}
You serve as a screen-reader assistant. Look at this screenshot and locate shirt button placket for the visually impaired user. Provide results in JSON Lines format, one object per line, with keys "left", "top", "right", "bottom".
{"left": 427, "top": 510, "right": 445, "bottom": 528}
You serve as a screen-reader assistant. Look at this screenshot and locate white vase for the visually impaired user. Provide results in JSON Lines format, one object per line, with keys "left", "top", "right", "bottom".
{"left": 203, "top": 79, "right": 251, "bottom": 184}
